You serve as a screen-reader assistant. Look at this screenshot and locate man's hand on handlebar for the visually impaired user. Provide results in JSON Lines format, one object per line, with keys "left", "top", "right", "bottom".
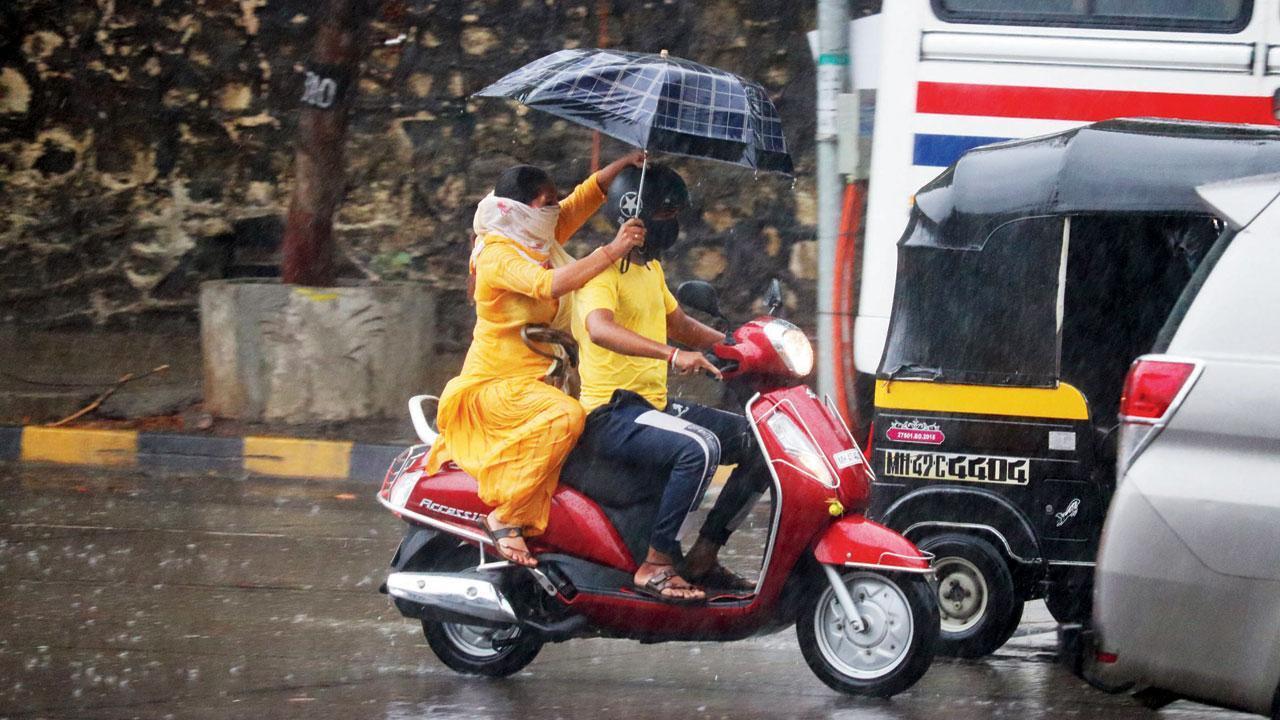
{"left": 671, "top": 348, "right": 722, "bottom": 380}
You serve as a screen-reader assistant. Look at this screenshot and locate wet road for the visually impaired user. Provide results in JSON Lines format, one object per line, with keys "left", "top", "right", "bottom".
{"left": 0, "top": 464, "right": 1248, "bottom": 719}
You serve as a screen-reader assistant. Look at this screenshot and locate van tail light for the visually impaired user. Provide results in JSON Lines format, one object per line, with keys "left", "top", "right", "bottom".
{"left": 1116, "top": 356, "right": 1202, "bottom": 481}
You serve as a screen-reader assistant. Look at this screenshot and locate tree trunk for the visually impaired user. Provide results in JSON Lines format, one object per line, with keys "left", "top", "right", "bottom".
{"left": 280, "top": 0, "right": 373, "bottom": 286}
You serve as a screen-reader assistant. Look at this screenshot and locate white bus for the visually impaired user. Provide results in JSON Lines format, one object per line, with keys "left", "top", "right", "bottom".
{"left": 853, "top": 0, "right": 1279, "bottom": 376}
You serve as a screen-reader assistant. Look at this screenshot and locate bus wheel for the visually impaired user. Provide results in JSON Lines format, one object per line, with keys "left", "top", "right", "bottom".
{"left": 919, "top": 534, "right": 1022, "bottom": 658}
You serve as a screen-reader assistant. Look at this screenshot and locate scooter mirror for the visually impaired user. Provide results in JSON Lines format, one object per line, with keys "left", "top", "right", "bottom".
{"left": 764, "top": 278, "right": 784, "bottom": 316}
{"left": 676, "top": 280, "right": 723, "bottom": 319}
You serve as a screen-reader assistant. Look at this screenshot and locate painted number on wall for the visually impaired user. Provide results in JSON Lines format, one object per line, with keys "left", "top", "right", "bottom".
{"left": 301, "top": 71, "right": 338, "bottom": 109}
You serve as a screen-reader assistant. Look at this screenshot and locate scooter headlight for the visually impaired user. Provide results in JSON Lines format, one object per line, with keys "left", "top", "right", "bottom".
{"left": 765, "top": 413, "right": 836, "bottom": 488}
{"left": 763, "top": 319, "right": 814, "bottom": 377}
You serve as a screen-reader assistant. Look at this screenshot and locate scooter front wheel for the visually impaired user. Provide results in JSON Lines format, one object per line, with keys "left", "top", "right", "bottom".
{"left": 796, "top": 569, "right": 939, "bottom": 697}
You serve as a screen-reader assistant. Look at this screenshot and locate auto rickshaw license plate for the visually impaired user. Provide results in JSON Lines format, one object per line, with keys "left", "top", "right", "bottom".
{"left": 883, "top": 449, "right": 1030, "bottom": 485}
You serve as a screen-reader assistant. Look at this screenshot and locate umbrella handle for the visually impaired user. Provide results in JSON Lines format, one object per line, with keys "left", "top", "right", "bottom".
{"left": 636, "top": 151, "right": 648, "bottom": 217}
{"left": 620, "top": 151, "right": 648, "bottom": 274}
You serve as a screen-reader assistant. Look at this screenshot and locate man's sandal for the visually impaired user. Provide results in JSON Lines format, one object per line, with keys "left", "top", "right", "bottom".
{"left": 686, "top": 563, "right": 755, "bottom": 592}
{"left": 477, "top": 517, "right": 537, "bottom": 567}
{"left": 632, "top": 565, "right": 705, "bottom": 604}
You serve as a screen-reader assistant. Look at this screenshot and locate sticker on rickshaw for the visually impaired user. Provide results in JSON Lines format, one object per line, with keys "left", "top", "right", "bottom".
{"left": 882, "top": 449, "right": 1030, "bottom": 485}
{"left": 886, "top": 419, "right": 945, "bottom": 445}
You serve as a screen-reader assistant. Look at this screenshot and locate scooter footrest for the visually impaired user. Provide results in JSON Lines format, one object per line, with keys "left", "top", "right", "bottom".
{"left": 538, "top": 553, "right": 635, "bottom": 594}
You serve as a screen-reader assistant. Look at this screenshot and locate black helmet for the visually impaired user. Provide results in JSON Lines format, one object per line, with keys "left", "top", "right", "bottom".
{"left": 605, "top": 164, "right": 689, "bottom": 262}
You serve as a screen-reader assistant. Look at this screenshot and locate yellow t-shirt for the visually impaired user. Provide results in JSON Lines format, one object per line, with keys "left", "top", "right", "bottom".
{"left": 573, "top": 259, "right": 679, "bottom": 412}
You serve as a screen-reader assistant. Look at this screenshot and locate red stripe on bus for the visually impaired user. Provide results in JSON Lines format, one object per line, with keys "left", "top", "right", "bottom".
{"left": 917, "top": 82, "right": 1275, "bottom": 125}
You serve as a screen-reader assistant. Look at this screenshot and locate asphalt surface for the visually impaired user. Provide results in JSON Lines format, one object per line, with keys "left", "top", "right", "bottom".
{"left": 0, "top": 463, "right": 1251, "bottom": 719}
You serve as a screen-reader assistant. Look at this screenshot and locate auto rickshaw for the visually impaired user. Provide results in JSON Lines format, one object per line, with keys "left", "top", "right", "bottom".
{"left": 867, "top": 118, "right": 1280, "bottom": 657}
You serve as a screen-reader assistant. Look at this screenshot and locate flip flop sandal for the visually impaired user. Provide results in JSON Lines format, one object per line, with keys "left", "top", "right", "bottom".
{"left": 687, "top": 563, "right": 755, "bottom": 592}
{"left": 476, "top": 518, "right": 536, "bottom": 566}
{"left": 632, "top": 566, "right": 706, "bottom": 605}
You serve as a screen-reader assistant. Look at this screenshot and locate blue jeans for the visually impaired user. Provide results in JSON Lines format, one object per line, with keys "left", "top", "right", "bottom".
{"left": 565, "top": 390, "right": 770, "bottom": 558}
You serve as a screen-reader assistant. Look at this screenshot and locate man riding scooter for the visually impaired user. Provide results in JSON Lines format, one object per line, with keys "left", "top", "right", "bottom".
{"left": 562, "top": 163, "right": 773, "bottom": 602}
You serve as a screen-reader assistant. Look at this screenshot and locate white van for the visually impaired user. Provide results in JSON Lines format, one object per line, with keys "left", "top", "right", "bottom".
{"left": 1087, "top": 172, "right": 1280, "bottom": 717}
{"left": 854, "top": 0, "right": 1280, "bottom": 374}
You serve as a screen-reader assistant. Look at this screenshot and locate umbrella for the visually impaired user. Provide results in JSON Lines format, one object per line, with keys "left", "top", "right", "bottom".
{"left": 474, "top": 48, "right": 794, "bottom": 176}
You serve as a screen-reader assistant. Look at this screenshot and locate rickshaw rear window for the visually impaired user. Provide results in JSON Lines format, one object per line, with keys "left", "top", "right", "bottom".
{"left": 934, "top": 0, "right": 1251, "bottom": 32}
{"left": 881, "top": 216, "right": 1063, "bottom": 388}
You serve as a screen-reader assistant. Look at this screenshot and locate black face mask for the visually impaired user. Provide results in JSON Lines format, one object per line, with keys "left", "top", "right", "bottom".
{"left": 639, "top": 219, "right": 679, "bottom": 262}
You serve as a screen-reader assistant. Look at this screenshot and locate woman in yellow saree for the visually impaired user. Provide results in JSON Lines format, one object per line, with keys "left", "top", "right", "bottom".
{"left": 425, "top": 152, "right": 646, "bottom": 567}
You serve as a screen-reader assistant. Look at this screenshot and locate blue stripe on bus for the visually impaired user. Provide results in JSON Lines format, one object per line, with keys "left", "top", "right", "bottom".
{"left": 913, "top": 133, "right": 1012, "bottom": 167}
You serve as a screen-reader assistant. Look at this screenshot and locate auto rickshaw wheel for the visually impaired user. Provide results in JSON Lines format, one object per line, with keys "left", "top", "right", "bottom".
{"left": 919, "top": 533, "right": 1022, "bottom": 658}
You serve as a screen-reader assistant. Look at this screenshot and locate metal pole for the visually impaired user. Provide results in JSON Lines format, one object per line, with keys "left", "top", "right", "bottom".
{"left": 815, "top": 0, "right": 849, "bottom": 398}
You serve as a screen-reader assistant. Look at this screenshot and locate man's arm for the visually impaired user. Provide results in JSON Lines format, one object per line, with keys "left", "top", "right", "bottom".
{"left": 584, "top": 309, "right": 721, "bottom": 378}
{"left": 666, "top": 307, "right": 724, "bottom": 350}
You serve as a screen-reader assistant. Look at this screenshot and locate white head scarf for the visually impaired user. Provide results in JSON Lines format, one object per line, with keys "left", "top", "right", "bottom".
{"left": 471, "top": 192, "right": 560, "bottom": 268}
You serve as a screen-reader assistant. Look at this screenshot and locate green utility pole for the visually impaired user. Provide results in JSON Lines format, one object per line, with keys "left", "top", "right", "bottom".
{"left": 815, "top": 0, "right": 850, "bottom": 400}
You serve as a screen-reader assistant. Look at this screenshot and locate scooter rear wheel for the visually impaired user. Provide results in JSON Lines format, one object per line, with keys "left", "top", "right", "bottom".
{"left": 796, "top": 569, "right": 939, "bottom": 697}
{"left": 422, "top": 618, "right": 542, "bottom": 677}
{"left": 412, "top": 543, "right": 543, "bottom": 678}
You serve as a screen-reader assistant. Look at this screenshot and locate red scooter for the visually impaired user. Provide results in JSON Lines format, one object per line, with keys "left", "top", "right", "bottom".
{"left": 377, "top": 281, "right": 939, "bottom": 697}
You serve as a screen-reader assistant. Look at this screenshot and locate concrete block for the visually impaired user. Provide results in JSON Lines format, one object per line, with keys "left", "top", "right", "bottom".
{"left": 0, "top": 427, "right": 21, "bottom": 460}
{"left": 243, "top": 435, "right": 353, "bottom": 478}
{"left": 348, "top": 443, "right": 408, "bottom": 483}
{"left": 21, "top": 427, "right": 138, "bottom": 466}
{"left": 138, "top": 433, "right": 244, "bottom": 474}
{"left": 200, "top": 279, "right": 436, "bottom": 423}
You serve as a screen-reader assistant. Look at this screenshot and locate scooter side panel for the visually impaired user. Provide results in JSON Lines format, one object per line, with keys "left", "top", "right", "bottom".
{"left": 563, "top": 592, "right": 768, "bottom": 641}
{"left": 398, "top": 468, "right": 636, "bottom": 572}
{"left": 812, "top": 515, "right": 932, "bottom": 572}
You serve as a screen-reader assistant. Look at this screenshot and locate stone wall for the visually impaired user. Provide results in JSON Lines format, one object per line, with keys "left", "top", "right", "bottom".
{"left": 1, "top": 0, "right": 879, "bottom": 350}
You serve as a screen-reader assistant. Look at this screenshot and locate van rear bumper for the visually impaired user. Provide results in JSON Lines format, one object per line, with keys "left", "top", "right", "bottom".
{"left": 1093, "top": 480, "right": 1277, "bottom": 714}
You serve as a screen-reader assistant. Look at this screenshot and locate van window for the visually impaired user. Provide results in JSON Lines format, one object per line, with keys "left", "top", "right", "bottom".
{"left": 1060, "top": 214, "right": 1219, "bottom": 420}
{"left": 933, "top": 0, "right": 1252, "bottom": 32}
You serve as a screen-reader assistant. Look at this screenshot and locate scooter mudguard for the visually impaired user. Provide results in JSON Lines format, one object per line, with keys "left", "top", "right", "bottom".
{"left": 813, "top": 515, "right": 933, "bottom": 573}
{"left": 389, "top": 525, "right": 444, "bottom": 571}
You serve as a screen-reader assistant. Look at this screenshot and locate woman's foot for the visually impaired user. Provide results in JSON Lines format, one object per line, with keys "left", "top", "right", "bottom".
{"left": 480, "top": 515, "right": 538, "bottom": 567}
{"left": 634, "top": 561, "right": 705, "bottom": 603}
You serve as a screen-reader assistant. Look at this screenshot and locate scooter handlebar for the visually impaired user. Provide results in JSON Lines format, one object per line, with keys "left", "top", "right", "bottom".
{"left": 703, "top": 351, "right": 739, "bottom": 377}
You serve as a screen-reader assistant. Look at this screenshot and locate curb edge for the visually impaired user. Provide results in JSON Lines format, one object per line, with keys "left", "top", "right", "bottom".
{"left": 2, "top": 425, "right": 404, "bottom": 482}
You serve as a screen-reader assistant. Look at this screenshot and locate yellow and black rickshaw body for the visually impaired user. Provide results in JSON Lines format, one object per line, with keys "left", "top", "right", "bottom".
{"left": 867, "top": 118, "right": 1280, "bottom": 657}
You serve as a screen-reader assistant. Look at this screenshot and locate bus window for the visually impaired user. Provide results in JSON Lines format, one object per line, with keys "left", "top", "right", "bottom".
{"left": 933, "top": 0, "right": 1252, "bottom": 32}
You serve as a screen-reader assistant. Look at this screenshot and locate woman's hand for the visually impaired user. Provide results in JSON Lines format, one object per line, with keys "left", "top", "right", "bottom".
{"left": 605, "top": 218, "right": 646, "bottom": 260}
{"left": 618, "top": 149, "right": 646, "bottom": 168}
{"left": 596, "top": 150, "right": 648, "bottom": 191}
{"left": 550, "top": 218, "right": 646, "bottom": 298}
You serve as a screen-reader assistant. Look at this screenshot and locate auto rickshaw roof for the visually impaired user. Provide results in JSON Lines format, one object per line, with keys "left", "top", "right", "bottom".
{"left": 910, "top": 118, "right": 1280, "bottom": 250}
